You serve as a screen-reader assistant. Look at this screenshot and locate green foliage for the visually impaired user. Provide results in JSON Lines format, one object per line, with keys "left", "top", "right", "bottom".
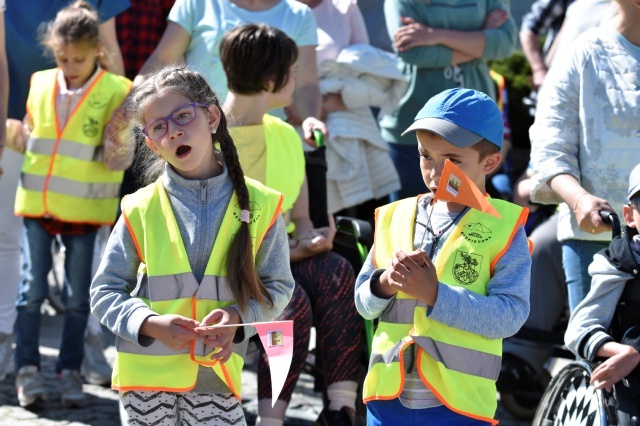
{"left": 489, "top": 50, "right": 535, "bottom": 174}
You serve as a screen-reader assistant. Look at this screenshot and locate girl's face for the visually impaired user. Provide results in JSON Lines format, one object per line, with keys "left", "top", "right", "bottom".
{"left": 53, "top": 41, "right": 100, "bottom": 89}
{"left": 142, "top": 92, "right": 222, "bottom": 180}
{"left": 270, "top": 63, "right": 298, "bottom": 109}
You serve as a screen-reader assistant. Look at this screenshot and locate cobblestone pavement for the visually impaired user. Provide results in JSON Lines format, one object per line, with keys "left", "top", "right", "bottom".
{"left": 0, "top": 312, "right": 533, "bottom": 426}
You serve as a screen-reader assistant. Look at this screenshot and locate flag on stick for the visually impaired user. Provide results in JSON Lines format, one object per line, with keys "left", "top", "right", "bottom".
{"left": 197, "top": 320, "right": 294, "bottom": 407}
{"left": 433, "top": 159, "right": 502, "bottom": 219}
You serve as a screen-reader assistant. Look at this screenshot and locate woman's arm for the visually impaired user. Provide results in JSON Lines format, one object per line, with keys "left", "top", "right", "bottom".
{"left": 98, "top": 17, "right": 125, "bottom": 76}
{"left": 134, "top": 21, "right": 191, "bottom": 86}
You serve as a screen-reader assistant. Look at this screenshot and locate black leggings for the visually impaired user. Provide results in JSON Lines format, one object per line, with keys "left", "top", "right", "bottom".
{"left": 257, "top": 251, "right": 363, "bottom": 403}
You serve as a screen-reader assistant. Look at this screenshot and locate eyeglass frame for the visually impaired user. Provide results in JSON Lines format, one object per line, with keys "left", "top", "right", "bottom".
{"left": 141, "top": 102, "right": 210, "bottom": 140}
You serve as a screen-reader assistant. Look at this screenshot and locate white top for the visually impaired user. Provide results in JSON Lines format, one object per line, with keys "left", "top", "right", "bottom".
{"left": 311, "top": 0, "right": 368, "bottom": 66}
{"left": 530, "top": 27, "right": 640, "bottom": 242}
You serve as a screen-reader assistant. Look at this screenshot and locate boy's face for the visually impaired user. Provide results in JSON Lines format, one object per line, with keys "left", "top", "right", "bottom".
{"left": 417, "top": 130, "right": 500, "bottom": 196}
{"left": 622, "top": 195, "right": 640, "bottom": 230}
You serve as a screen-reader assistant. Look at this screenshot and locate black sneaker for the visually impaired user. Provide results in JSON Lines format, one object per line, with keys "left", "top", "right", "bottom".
{"left": 315, "top": 406, "right": 357, "bottom": 426}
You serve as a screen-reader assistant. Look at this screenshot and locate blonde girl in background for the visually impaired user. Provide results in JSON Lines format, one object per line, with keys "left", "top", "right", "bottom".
{"left": 90, "top": 65, "right": 295, "bottom": 425}
{"left": 12, "top": 0, "right": 131, "bottom": 408}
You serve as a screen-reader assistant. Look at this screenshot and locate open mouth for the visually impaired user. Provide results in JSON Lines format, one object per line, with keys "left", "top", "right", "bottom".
{"left": 176, "top": 145, "right": 191, "bottom": 157}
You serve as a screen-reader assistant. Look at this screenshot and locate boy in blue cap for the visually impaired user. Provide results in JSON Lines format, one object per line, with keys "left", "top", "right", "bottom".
{"left": 355, "top": 88, "right": 531, "bottom": 425}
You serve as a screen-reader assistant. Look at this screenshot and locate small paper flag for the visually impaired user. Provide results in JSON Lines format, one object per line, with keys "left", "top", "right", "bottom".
{"left": 197, "top": 320, "right": 294, "bottom": 407}
{"left": 433, "top": 159, "right": 502, "bottom": 219}
{"left": 254, "top": 320, "right": 294, "bottom": 407}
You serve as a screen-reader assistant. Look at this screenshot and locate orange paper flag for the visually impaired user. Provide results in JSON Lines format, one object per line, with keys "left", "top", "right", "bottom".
{"left": 433, "top": 159, "right": 502, "bottom": 219}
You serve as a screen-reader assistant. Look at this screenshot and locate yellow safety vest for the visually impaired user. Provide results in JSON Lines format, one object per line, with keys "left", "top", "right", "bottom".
{"left": 14, "top": 68, "right": 131, "bottom": 224}
{"left": 364, "top": 196, "right": 528, "bottom": 424}
{"left": 114, "top": 177, "right": 284, "bottom": 397}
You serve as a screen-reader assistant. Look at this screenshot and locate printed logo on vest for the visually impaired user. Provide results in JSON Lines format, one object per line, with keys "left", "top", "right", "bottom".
{"left": 452, "top": 250, "right": 482, "bottom": 285}
{"left": 233, "top": 201, "right": 262, "bottom": 225}
{"left": 461, "top": 222, "right": 492, "bottom": 244}
{"left": 83, "top": 117, "right": 100, "bottom": 138}
{"left": 87, "top": 93, "right": 108, "bottom": 109}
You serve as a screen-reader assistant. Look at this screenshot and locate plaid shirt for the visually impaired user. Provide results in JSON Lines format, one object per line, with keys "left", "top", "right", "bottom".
{"left": 116, "top": 0, "right": 175, "bottom": 80}
{"left": 520, "top": 0, "right": 575, "bottom": 54}
{"left": 39, "top": 218, "right": 101, "bottom": 236}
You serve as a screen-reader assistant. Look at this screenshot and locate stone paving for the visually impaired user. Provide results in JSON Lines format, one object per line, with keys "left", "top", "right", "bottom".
{"left": 0, "top": 311, "right": 533, "bottom": 426}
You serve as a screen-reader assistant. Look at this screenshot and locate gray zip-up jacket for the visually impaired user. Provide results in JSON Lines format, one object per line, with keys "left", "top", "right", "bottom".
{"left": 90, "top": 162, "right": 294, "bottom": 392}
{"left": 565, "top": 230, "right": 640, "bottom": 361}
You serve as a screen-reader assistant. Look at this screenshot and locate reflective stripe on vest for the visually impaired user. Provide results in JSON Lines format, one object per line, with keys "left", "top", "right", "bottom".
{"left": 116, "top": 177, "right": 283, "bottom": 396}
{"left": 364, "top": 196, "right": 528, "bottom": 424}
{"left": 14, "top": 68, "right": 131, "bottom": 224}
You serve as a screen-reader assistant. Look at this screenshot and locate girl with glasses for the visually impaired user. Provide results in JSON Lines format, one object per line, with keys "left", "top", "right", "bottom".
{"left": 90, "top": 65, "right": 295, "bottom": 425}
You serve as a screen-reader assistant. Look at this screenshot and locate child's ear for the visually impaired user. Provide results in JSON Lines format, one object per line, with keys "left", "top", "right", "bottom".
{"left": 207, "top": 104, "right": 222, "bottom": 128}
{"left": 622, "top": 204, "right": 636, "bottom": 228}
{"left": 482, "top": 152, "right": 502, "bottom": 175}
{"left": 145, "top": 137, "right": 158, "bottom": 153}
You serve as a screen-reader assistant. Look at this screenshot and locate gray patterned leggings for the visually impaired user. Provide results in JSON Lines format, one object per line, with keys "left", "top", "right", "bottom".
{"left": 120, "top": 390, "right": 246, "bottom": 426}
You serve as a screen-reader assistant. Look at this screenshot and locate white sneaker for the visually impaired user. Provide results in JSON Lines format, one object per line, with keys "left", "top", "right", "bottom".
{"left": 0, "top": 333, "right": 14, "bottom": 381}
{"left": 81, "top": 330, "right": 112, "bottom": 386}
{"left": 59, "top": 369, "right": 86, "bottom": 407}
{"left": 16, "top": 365, "right": 46, "bottom": 407}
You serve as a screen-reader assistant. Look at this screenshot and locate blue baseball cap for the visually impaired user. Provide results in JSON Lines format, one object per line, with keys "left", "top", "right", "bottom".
{"left": 401, "top": 88, "right": 503, "bottom": 149}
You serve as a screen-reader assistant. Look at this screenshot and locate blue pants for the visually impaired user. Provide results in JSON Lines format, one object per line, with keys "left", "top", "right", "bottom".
{"left": 562, "top": 239, "right": 608, "bottom": 312}
{"left": 388, "top": 143, "right": 427, "bottom": 202}
{"left": 15, "top": 218, "right": 97, "bottom": 373}
{"left": 367, "top": 399, "right": 492, "bottom": 425}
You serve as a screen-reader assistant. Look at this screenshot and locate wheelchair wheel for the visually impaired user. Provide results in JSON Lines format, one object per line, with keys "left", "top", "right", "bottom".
{"left": 532, "top": 360, "right": 619, "bottom": 426}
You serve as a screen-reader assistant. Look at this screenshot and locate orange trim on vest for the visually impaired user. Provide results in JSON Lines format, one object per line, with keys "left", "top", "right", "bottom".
{"left": 490, "top": 207, "right": 529, "bottom": 274}
{"left": 121, "top": 206, "right": 145, "bottom": 264}
{"left": 415, "top": 347, "right": 499, "bottom": 426}
{"left": 362, "top": 339, "right": 413, "bottom": 404}
{"left": 221, "top": 364, "right": 241, "bottom": 400}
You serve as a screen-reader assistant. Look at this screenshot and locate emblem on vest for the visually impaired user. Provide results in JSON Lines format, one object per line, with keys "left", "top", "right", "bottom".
{"left": 233, "top": 201, "right": 262, "bottom": 224}
{"left": 452, "top": 250, "right": 482, "bottom": 285}
{"left": 83, "top": 117, "right": 100, "bottom": 138}
{"left": 87, "top": 93, "right": 108, "bottom": 109}
{"left": 461, "top": 222, "right": 492, "bottom": 244}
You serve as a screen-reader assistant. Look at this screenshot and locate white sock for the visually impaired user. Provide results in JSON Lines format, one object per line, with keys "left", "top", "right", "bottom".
{"left": 327, "top": 380, "right": 358, "bottom": 411}
{"left": 255, "top": 417, "right": 284, "bottom": 426}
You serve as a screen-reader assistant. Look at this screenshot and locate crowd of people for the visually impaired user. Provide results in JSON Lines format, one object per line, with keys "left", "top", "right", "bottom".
{"left": 0, "top": 0, "right": 639, "bottom": 425}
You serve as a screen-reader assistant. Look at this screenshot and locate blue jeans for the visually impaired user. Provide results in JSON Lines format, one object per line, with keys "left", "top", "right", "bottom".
{"left": 367, "top": 399, "right": 491, "bottom": 425}
{"left": 15, "top": 218, "right": 97, "bottom": 373}
{"left": 562, "top": 239, "right": 608, "bottom": 312}
{"left": 388, "top": 143, "right": 427, "bottom": 202}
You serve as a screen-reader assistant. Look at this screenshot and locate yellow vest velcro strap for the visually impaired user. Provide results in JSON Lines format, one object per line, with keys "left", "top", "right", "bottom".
{"left": 411, "top": 336, "right": 501, "bottom": 381}
{"left": 27, "top": 137, "right": 102, "bottom": 162}
{"left": 370, "top": 340, "right": 404, "bottom": 366}
{"left": 381, "top": 299, "right": 425, "bottom": 324}
{"left": 145, "top": 274, "right": 200, "bottom": 301}
{"left": 117, "top": 337, "right": 190, "bottom": 356}
{"left": 21, "top": 173, "right": 121, "bottom": 199}
{"left": 196, "top": 276, "right": 234, "bottom": 302}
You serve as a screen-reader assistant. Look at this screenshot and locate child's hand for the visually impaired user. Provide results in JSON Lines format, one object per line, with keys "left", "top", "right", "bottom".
{"left": 591, "top": 345, "right": 640, "bottom": 392}
{"left": 194, "top": 307, "right": 241, "bottom": 363}
{"left": 386, "top": 249, "right": 439, "bottom": 306}
{"left": 140, "top": 314, "right": 200, "bottom": 350}
{"left": 301, "top": 117, "right": 327, "bottom": 147}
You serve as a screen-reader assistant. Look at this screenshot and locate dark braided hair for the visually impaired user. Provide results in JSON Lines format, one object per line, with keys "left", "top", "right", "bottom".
{"left": 131, "top": 65, "right": 274, "bottom": 312}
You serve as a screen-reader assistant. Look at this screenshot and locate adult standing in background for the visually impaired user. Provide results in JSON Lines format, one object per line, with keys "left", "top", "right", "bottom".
{"left": 519, "top": 0, "right": 574, "bottom": 91}
{"left": 0, "top": 0, "right": 130, "bottom": 385}
{"left": 529, "top": 0, "right": 640, "bottom": 313}
{"left": 136, "top": 0, "right": 323, "bottom": 143}
{"left": 381, "top": 0, "right": 517, "bottom": 201}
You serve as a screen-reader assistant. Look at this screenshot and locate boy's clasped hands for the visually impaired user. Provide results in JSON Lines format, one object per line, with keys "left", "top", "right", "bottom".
{"left": 376, "top": 249, "right": 439, "bottom": 307}
{"left": 140, "top": 307, "right": 242, "bottom": 363}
